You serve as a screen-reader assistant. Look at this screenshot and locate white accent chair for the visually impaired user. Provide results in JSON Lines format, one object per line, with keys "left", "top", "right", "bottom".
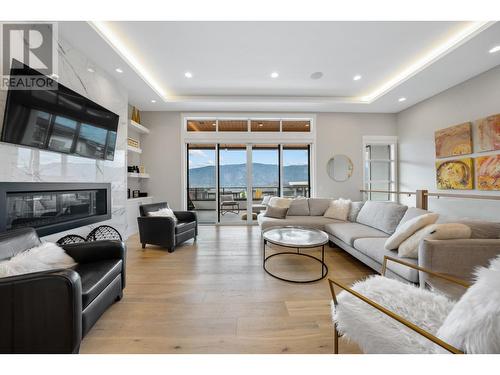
{"left": 329, "top": 255, "right": 500, "bottom": 354}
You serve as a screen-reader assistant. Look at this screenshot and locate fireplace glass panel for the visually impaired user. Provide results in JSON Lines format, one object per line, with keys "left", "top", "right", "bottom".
{"left": 6, "top": 189, "right": 107, "bottom": 231}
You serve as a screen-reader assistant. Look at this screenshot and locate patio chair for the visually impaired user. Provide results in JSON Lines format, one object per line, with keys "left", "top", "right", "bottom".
{"left": 329, "top": 255, "right": 500, "bottom": 354}
{"left": 220, "top": 194, "right": 239, "bottom": 215}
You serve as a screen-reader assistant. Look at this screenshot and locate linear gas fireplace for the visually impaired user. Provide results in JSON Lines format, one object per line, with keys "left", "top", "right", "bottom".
{"left": 0, "top": 182, "right": 111, "bottom": 236}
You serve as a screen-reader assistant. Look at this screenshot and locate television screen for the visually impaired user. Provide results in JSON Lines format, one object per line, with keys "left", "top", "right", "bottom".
{"left": 1, "top": 60, "right": 119, "bottom": 161}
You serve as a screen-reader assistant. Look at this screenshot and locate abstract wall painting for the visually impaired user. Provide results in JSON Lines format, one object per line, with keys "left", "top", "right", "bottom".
{"left": 436, "top": 158, "right": 474, "bottom": 190}
{"left": 475, "top": 155, "right": 500, "bottom": 191}
{"left": 473, "top": 113, "right": 500, "bottom": 153}
{"left": 434, "top": 122, "right": 473, "bottom": 158}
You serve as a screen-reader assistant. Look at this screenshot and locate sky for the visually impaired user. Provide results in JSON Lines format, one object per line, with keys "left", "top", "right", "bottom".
{"left": 188, "top": 148, "right": 308, "bottom": 169}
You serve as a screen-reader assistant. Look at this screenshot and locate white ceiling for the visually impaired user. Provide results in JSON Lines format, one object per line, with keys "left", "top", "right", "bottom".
{"left": 58, "top": 21, "right": 500, "bottom": 113}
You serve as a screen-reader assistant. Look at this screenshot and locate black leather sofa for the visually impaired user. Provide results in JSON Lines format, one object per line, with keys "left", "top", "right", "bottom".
{"left": 0, "top": 227, "right": 126, "bottom": 354}
{"left": 138, "top": 202, "right": 197, "bottom": 252}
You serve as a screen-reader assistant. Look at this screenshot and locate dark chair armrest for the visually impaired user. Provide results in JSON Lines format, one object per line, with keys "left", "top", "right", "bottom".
{"left": 0, "top": 269, "right": 82, "bottom": 353}
{"left": 61, "top": 240, "right": 126, "bottom": 264}
{"left": 173, "top": 210, "right": 197, "bottom": 223}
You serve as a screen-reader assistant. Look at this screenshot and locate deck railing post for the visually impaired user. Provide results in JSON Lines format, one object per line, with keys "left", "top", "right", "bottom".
{"left": 416, "top": 189, "right": 428, "bottom": 210}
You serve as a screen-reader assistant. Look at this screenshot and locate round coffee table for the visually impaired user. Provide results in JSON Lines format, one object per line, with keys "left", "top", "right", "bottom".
{"left": 263, "top": 227, "right": 329, "bottom": 283}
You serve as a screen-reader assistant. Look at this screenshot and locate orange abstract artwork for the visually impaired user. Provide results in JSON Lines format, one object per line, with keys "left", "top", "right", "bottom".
{"left": 475, "top": 155, "right": 500, "bottom": 191}
{"left": 435, "top": 123, "right": 472, "bottom": 158}
{"left": 473, "top": 114, "right": 500, "bottom": 152}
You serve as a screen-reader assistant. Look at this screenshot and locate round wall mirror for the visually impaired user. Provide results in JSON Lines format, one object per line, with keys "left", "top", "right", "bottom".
{"left": 327, "top": 155, "right": 353, "bottom": 182}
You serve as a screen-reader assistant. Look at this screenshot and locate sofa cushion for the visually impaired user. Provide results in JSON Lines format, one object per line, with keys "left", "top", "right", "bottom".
{"left": 308, "top": 198, "right": 332, "bottom": 216}
{"left": 264, "top": 206, "right": 289, "bottom": 219}
{"left": 324, "top": 199, "right": 351, "bottom": 221}
{"left": 385, "top": 213, "right": 439, "bottom": 250}
{"left": 325, "top": 222, "right": 388, "bottom": 245}
{"left": 353, "top": 238, "right": 418, "bottom": 282}
{"left": 437, "top": 217, "right": 500, "bottom": 239}
{"left": 74, "top": 259, "right": 122, "bottom": 308}
{"left": 396, "top": 207, "right": 431, "bottom": 229}
{"left": 268, "top": 197, "right": 292, "bottom": 209}
{"left": 348, "top": 201, "right": 364, "bottom": 222}
{"left": 356, "top": 201, "right": 408, "bottom": 234}
{"left": 287, "top": 198, "right": 310, "bottom": 216}
{"left": 258, "top": 214, "right": 342, "bottom": 231}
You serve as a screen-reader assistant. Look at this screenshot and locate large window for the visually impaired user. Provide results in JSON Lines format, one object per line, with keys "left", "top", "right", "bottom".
{"left": 282, "top": 145, "right": 310, "bottom": 198}
{"left": 363, "top": 137, "right": 398, "bottom": 201}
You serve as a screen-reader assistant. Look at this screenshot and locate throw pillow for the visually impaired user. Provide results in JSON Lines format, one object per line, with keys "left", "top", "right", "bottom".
{"left": 347, "top": 201, "right": 364, "bottom": 222}
{"left": 261, "top": 195, "right": 272, "bottom": 205}
{"left": 385, "top": 213, "right": 439, "bottom": 250}
{"left": 264, "top": 206, "right": 289, "bottom": 219}
{"left": 0, "top": 242, "right": 77, "bottom": 278}
{"left": 287, "top": 197, "right": 310, "bottom": 216}
{"left": 436, "top": 255, "right": 500, "bottom": 353}
{"left": 148, "top": 207, "right": 178, "bottom": 223}
{"left": 324, "top": 199, "right": 351, "bottom": 221}
{"left": 398, "top": 223, "right": 472, "bottom": 259}
{"left": 268, "top": 197, "right": 292, "bottom": 209}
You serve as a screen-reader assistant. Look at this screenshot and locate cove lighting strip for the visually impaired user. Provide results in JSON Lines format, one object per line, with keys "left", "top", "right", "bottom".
{"left": 360, "top": 21, "right": 493, "bottom": 103}
{"left": 89, "top": 21, "right": 170, "bottom": 101}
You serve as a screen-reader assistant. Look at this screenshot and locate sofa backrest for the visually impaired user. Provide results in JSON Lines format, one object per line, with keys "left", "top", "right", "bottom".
{"left": 437, "top": 216, "right": 500, "bottom": 239}
{"left": 308, "top": 198, "right": 332, "bottom": 216}
{"left": 139, "top": 202, "right": 169, "bottom": 217}
{"left": 0, "top": 227, "right": 41, "bottom": 262}
{"left": 356, "top": 201, "right": 408, "bottom": 234}
{"left": 287, "top": 198, "right": 310, "bottom": 216}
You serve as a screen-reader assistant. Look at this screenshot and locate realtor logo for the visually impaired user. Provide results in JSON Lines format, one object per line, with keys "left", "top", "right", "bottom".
{"left": 1, "top": 22, "right": 58, "bottom": 90}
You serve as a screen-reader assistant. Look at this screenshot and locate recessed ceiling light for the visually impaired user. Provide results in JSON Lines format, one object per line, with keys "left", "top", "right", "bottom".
{"left": 310, "top": 72, "right": 323, "bottom": 80}
{"left": 184, "top": 72, "right": 193, "bottom": 78}
{"left": 270, "top": 72, "right": 279, "bottom": 79}
{"left": 398, "top": 97, "right": 407, "bottom": 102}
{"left": 87, "top": 67, "right": 95, "bottom": 73}
{"left": 353, "top": 74, "right": 362, "bottom": 81}
{"left": 489, "top": 45, "right": 500, "bottom": 53}
{"left": 151, "top": 99, "right": 156, "bottom": 103}
{"left": 259, "top": 123, "right": 263, "bottom": 127}
{"left": 115, "top": 68, "right": 123, "bottom": 73}
{"left": 212, "top": 123, "right": 216, "bottom": 126}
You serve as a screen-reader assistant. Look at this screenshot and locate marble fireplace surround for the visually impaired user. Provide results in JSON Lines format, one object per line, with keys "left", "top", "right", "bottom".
{"left": 0, "top": 33, "right": 128, "bottom": 242}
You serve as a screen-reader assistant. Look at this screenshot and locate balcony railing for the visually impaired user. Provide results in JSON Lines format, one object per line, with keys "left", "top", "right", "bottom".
{"left": 188, "top": 185, "right": 310, "bottom": 202}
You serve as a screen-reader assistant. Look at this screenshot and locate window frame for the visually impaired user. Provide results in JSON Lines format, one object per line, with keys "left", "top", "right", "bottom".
{"left": 362, "top": 136, "right": 398, "bottom": 202}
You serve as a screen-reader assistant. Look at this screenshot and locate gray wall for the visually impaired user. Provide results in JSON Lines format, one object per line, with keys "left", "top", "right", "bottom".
{"left": 140, "top": 111, "right": 183, "bottom": 209}
{"left": 397, "top": 65, "right": 500, "bottom": 220}
{"left": 139, "top": 111, "right": 397, "bottom": 208}
{"left": 316, "top": 113, "right": 397, "bottom": 200}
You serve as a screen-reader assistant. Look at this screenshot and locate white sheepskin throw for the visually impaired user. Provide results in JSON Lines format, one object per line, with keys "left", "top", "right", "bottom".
{"left": 324, "top": 198, "right": 351, "bottom": 221}
{"left": 332, "top": 275, "right": 455, "bottom": 353}
{"left": 148, "top": 207, "right": 178, "bottom": 223}
{"left": 436, "top": 255, "right": 500, "bottom": 354}
{"left": 0, "top": 242, "right": 77, "bottom": 278}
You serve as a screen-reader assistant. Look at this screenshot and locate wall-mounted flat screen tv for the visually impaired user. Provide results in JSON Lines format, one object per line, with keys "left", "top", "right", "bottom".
{"left": 1, "top": 60, "right": 119, "bottom": 161}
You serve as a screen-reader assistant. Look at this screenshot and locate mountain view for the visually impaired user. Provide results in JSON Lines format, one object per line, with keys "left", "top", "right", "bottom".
{"left": 189, "top": 163, "right": 308, "bottom": 187}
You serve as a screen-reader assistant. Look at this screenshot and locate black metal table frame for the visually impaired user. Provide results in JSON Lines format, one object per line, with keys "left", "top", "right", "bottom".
{"left": 263, "top": 237, "right": 328, "bottom": 283}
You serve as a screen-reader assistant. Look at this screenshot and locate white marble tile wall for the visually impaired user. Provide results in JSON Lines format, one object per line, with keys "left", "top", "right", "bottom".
{"left": 0, "top": 35, "right": 129, "bottom": 242}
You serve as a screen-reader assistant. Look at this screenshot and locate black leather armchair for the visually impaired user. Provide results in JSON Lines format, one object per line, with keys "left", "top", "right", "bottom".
{"left": 138, "top": 202, "right": 197, "bottom": 252}
{"left": 0, "top": 227, "right": 126, "bottom": 354}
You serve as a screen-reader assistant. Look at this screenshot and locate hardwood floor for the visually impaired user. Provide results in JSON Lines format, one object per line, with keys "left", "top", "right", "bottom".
{"left": 80, "top": 225, "right": 374, "bottom": 354}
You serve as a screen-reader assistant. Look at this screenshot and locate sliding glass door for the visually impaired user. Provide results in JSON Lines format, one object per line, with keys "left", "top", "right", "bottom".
{"left": 186, "top": 143, "right": 311, "bottom": 224}
{"left": 218, "top": 144, "right": 248, "bottom": 224}
{"left": 251, "top": 145, "right": 280, "bottom": 221}
{"left": 187, "top": 144, "right": 217, "bottom": 223}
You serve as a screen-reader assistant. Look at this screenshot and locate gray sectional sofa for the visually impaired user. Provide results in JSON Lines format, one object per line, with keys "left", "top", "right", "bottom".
{"left": 258, "top": 198, "right": 500, "bottom": 285}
